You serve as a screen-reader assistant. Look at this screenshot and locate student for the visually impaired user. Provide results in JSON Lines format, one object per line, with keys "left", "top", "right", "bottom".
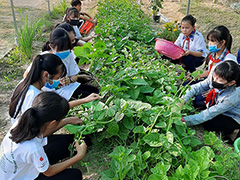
{"left": 237, "top": 46, "right": 240, "bottom": 64}
{"left": 181, "top": 61, "right": 240, "bottom": 142}
{"left": 13, "top": 53, "right": 100, "bottom": 125}
{"left": 71, "top": 0, "right": 97, "bottom": 26}
{"left": 186, "top": 26, "right": 237, "bottom": 109}
{"left": 64, "top": 7, "right": 92, "bottom": 42}
{"left": 200, "top": 25, "right": 237, "bottom": 79}
{"left": 1, "top": 91, "right": 87, "bottom": 180}
{"left": 41, "top": 28, "right": 100, "bottom": 99}
{"left": 174, "top": 15, "right": 207, "bottom": 73}
{"left": 56, "top": 23, "right": 85, "bottom": 47}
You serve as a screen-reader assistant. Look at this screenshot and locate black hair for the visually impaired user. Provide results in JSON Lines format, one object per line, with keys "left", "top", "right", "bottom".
{"left": 181, "top": 15, "right": 196, "bottom": 27}
{"left": 9, "top": 54, "right": 67, "bottom": 119}
{"left": 63, "top": 7, "right": 79, "bottom": 23}
{"left": 42, "top": 28, "right": 72, "bottom": 52}
{"left": 55, "top": 23, "right": 76, "bottom": 35}
{"left": 207, "top": 25, "right": 232, "bottom": 52}
{"left": 10, "top": 92, "right": 69, "bottom": 143}
{"left": 214, "top": 60, "right": 240, "bottom": 86}
{"left": 71, "top": 0, "right": 81, "bottom": 7}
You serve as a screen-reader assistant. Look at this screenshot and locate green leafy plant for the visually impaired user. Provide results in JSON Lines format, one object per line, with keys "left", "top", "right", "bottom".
{"left": 51, "top": 0, "right": 70, "bottom": 18}
{"left": 64, "top": 0, "right": 240, "bottom": 179}
{"left": 16, "top": 13, "right": 42, "bottom": 59}
{"left": 150, "top": 0, "right": 163, "bottom": 16}
{"left": 158, "top": 21, "right": 181, "bottom": 42}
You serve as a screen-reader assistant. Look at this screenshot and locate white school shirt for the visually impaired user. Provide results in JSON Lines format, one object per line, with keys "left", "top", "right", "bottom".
{"left": 208, "top": 53, "right": 237, "bottom": 77}
{"left": 0, "top": 131, "right": 49, "bottom": 180}
{"left": 41, "top": 51, "right": 80, "bottom": 100}
{"left": 26, "top": 51, "right": 81, "bottom": 100}
{"left": 73, "top": 25, "right": 82, "bottom": 38}
{"left": 175, "top": 30, "right": 208, "bottom": 58}
{"left": 11, "top": 85, "right": 41, "bottom": 125}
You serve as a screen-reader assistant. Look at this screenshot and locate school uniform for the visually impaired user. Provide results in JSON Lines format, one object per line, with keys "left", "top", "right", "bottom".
{"left": 0, "top": 132, "right": 49, "bottom": 180}
{"left": 11, "top": 85, "right": 41, "bottom": 125}
{"left": 207, "top": 48, "right": 237, "bottom": 77}
{"left": 174, "top": 30, "right": 208, "bottom": 73}
{"left": 39, "top": 51, "right": 81, "bottom": 101}
{"left": 237, "top": 46, "right": 240, "bottom": 64}
{"left": 183, "top": 77, "right": 240, "bottom": 135}
{"left": 0, "top": 129, "right": 81, "bottom": 180}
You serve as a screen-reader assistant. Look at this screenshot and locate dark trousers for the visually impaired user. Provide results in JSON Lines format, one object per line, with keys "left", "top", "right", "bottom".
{"left": 35, "top": 134, "right": 82, "bottom": 180}
{"left": 170, "top": 55, "right": 204, "bottom": 73}
{"left": 202, "top": 114, "right": 240, "bottom": 136}
{"left": 71, "top": 84, "right": 99, "bottom": 99}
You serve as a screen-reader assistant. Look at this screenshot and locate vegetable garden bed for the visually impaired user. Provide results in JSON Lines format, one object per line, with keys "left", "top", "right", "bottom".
{"left": 67, "top": 0, "right": 240, "bottom": 179}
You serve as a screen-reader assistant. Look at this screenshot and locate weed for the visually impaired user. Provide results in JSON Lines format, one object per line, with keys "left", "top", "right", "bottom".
{"left": 51, "top": 0, "right": 70, "bottom": 19}
{"left": 16, "top": 13, "right": 42, "bottom": 59}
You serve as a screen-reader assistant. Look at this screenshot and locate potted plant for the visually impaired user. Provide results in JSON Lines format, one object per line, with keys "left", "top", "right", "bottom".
{"left": 150, "top": 0, "right": 163, "bottom": 23}
{"left": 158, "top": 21, "right": 181, "bottom": 42}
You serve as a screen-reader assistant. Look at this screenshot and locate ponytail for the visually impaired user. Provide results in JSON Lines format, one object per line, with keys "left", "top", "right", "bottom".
{"left": 42, "top": 41, "right": 51, "bottom": 52}
{"left": 226, "top": 34, "right": 232, "bottom": 53}
{"left": 43, "top": 28, "right": 72, "bottom": 52}
{"left": 10, "top": 92, "right": 69, "bottom": 143}
{"left": 207, "top": 25, "right": 232, "bottom": 52}
{"left": 10, "top": 108, "right": 40, "bottom": 143}
{"left": 9, "top": 54, "right": 66, "bottom": 119}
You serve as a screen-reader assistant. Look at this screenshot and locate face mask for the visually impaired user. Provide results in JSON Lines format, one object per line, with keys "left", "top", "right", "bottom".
{"left": 208, "top": 43, "right": 221, "bottom": 53}
{"left": 45, "top": 79, "right": 60, "bottom": 89}
{"left": 54, "top": 50, "right": 71, "bottom": 60}
{"left": 212, "top": 80, "right": 226, "bottom": 90}
{"left": 70, "top": 19, "right": 79, "bottom": 26}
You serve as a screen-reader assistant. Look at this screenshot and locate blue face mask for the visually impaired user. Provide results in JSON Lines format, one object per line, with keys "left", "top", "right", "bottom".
{"left": 45, "top": 79, "right": 60, "bottom": 89}
{"left": 208, "top": 44, "right": 221, "bottom": 53}
{"left": 54, "top": 50, "right": 71, "bottom": 60}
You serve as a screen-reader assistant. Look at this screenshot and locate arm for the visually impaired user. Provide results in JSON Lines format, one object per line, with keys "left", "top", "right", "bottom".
{"left": 183, "top": 50, "right": 203, "bottom": 57}
{"left": 81, "top": 12, "right": 92, "bottom": 19}
{"left": 69, "top": 93, "right": 101, "bottom": 108}
{"left": 184, "top": 91, "right": 238, "bottom": 126}
{"left": 42, "top": 117, "right": 83, "bottom": 137}
{"left": 43, "top": 141, "right": 87, "bottom": 177}
{"left": 184, "top": 77, "right": 211, "bottom": 102}
{"left": 198, "top": 70, "right": 208, "bottom": 79}
{"left": 79, "top": 15, "right": 97, "bottom": 26}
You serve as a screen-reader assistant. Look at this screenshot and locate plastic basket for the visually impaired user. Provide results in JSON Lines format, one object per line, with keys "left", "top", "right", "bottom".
{"left": 234, "top": 137, "right": 240, "bottom": 154}
{"left": 79, "top": 18, "right": 94, "bottom": 36}
{"left": 155, "top": 38, "right": 185, "bottom": 60}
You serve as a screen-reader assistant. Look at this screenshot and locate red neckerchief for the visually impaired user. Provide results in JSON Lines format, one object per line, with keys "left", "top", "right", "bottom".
{"left": 208, "top": 50, "right": 229, "bottom": 75}
{"left": 205, "top": 89, "right": 218, "bottom": 107}
{"left": 182, "top": 29, "right": 196, "bottom": 50}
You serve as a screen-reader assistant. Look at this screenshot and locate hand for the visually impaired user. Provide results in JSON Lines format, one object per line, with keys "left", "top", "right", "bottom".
{"left": 183, "top": 50, "right": 190, "bottom": 56}
{"left": 93, "top": 19, "right": 98, "bottom": 26}
{"left": 84, "top": 93, "right": 101, "bottom": 103}
{"left": 78, "top": 74, "right": 92, "bottom": 82}
{"left": 74, "top": 140, "right": 87, "bottom": 160}
{"left": 186, "top": 75, "right": 193, "bottom": 81}
{"left": 60, "top": 76, "right": 71, "bottom": 86}
{"left": 65, "top": 116, "right": 83, "bottom": 125}
{"left": 202, "top": 90, "right": 210, "bottom": 98}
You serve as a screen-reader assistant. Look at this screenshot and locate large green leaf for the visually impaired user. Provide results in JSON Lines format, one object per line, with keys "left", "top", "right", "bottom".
{"left": 107, "top": 122, "right": 119, "bottom": 135}
{"left": 143, "top": 133, "right": 166, "bottom": 147}
{"left": 123, "top": 117, "right": 134, "bottom": 130}
{"left": 130, "top": 78, "right": 149, "bottom": 85}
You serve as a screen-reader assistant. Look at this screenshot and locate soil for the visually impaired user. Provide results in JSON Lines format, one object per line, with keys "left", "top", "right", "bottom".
{"left": 0, "top": 0, "right": 240, "bottom": 179}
